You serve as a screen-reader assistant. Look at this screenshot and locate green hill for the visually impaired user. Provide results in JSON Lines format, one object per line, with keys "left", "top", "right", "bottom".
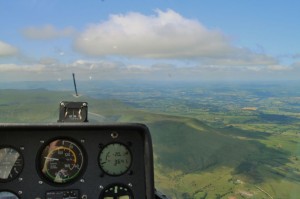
{"left": 0, "top": 89, "right": 299, "bottom": 199}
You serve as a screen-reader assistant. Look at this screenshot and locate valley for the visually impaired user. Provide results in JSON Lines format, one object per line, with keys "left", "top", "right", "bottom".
{"left": 0, "top": 81, "right": 299, "bottom": 198}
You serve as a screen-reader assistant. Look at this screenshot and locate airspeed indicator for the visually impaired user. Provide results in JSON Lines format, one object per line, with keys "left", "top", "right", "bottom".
{"left": 39, "top": 139, "right": 85, "bottom": 184}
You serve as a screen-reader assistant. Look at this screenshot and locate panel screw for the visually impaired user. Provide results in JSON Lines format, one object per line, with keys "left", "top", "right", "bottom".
{"left": 99, "top": 185, "right": 104, "bottom": 189}
{"left": 18, "top": 191, "right": 22, "bottom": 195}
{"left": 18, "top": 177, "right": 23, "bottom": 182}
{"left": 80, "top": 179, "right": 85, "bottom": 183}
{"left": 128, "top": 183, "right": 133, "bottom": 187}
{"left": 111, "top": 131, "right": 119, "bottom": 139}
{"left": 38, "top": 181, "right": 43, "bottom": 185}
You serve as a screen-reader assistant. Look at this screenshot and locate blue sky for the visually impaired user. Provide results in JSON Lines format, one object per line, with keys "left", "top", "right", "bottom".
{"left": 0, "top": 0, "right": 299, "bottom": 81}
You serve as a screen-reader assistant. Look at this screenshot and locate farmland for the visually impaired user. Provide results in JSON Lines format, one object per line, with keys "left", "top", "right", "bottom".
{"left": 0, "top": 80, "right": 299, "bottom": 198}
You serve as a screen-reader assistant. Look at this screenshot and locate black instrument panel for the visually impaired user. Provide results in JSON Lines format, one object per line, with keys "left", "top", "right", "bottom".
{"left": 0, "top": 123, "right": 154, "bottom": 199}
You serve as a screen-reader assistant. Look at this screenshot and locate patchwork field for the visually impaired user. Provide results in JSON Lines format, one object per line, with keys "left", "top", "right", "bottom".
{"left": 0, "top": 81, "right": 299, "bottom": 198}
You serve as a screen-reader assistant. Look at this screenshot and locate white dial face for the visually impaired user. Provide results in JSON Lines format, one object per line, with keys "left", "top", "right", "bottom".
{"left": 0, "top": 147, "right": 23, "bottom": 182}
{"left": 0, "top": 191, "right": 19, "bottom": 199}
{"left": 99, "top": 143, "right": 132, "bottom": 176}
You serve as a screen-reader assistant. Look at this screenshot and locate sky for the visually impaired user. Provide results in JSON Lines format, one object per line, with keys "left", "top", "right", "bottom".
{"left": 0, "top": 0, "right": 299, "bottom": 82}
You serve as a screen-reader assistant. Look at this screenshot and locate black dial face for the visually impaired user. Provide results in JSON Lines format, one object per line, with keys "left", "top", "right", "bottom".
{"left": 100, "top": 184, "right": 133, "bottom": 199}
{"left": 99, "top": 143, "right": 132, "bottom": 176}
{"left": 0, "top": 191, "right": 19, "bottom": 199}
{"left": 39, "top": 139, "right": 85, "bottom": 184}
{"left": 0, "top": 147, "right": 23, "bottom": 182}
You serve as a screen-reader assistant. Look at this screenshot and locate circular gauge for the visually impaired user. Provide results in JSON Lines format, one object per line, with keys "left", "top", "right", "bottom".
{"left": 0, "top": 147, "right": 24, "bottom": 182}
{"left": 39, "top": 139, "right": 85, "bottom": 184}
{"left": 99, "top": 143, "right": 132, "bottom": 176}
{"left": 100, "top": 184, "right": 133, "bottom": 199}
{"left": 0, "top": 191, "right": 19, "bottom": 199}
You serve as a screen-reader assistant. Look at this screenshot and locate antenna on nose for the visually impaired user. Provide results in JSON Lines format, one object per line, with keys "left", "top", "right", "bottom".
{"left": 72, "top": 73, "right": 78, "bottom": 97}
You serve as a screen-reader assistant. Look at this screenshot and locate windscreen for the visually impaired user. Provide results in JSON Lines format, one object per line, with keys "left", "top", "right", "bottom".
{"left": 0, "top": 1, "right": 299, "bottom": 198}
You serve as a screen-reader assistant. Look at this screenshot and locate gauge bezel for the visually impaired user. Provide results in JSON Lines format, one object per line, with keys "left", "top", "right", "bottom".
{"left": 0, "top": 145, "right": 24, "bottom": 183}
{"left": 99, "top": 183, "right": 134, "bottom": 199}
{"left": 36, "top": 137, "right": 87, "bottom": 186}
{"left": 98, "top": 142, "right": 133, "bottom": 176}
{"left": 0, "top": 190, "right": 20, "bottom": 199}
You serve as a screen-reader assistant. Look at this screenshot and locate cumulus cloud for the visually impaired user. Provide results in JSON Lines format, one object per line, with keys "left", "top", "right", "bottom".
{"left": 0, "top": 58, "right": 297, "bottom": 82}
{"left": 23, "top": 25, "right": 76, "bottom": 40}
{"left": 267, "top": 64, "right": 290, "bottom": 71}
{"left": 73, "top": 9, "right": 283, "bottom": 71}
{"left": 39, "top": 57, "right": 59, "bottom": 65}
{"left": 0, "top": 63, "right": 59, "bottom": 82}
{"left": 0, "top": 41, "right": 18, "bottom": 56}
{"left": 74, "top": 9, "right": 235, "bottom": 59}
{"left": 203, "top": 49, "right": 278, "bottom": 66}
{"left": 69, "top": 59, "right": 122, "bottom": 71}
{"left": 0, "top": 63, "right": 45, "bottom": 72}
{"left": 2, "top": 9, "right": 294, "bottom": 81}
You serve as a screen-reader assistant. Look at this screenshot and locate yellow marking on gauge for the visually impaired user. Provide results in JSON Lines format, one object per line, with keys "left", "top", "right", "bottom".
{"left": 40, "top": 139, "right": 85, "bottom": 184}
{"left": 47, "top": 146, "right": 77, "bottom": 163}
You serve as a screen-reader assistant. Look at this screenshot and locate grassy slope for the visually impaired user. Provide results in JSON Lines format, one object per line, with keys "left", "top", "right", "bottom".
{"left": 102, "top": 108, "right": 300, "bottom": 198}
{"left": 0, "top": 89, "right": 299, "bottom": 199}
{"left": 148, "top": 120, "right": 298, "bottom": 199}
{"left": 0, "top": 89, "right": 66, "bottom": 122}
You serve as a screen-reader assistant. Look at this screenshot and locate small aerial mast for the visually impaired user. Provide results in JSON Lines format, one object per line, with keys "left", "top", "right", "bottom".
{"left": 72, "top": 73, "right": 78, "bottom": 96}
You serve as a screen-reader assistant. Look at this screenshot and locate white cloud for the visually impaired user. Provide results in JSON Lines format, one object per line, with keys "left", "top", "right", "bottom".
{"left": 23, "top": 25, "right": 76, "bottom": 40}
{"left": 0, "top": 58, "right": 298, "bottom": 82}
{"left": 0, "top": 40, "right": 18, "bottom": 56}
{"left": 0, "top": 63, "right": 45, "bottom": 72}
{"left": 2, "top": 8, "right": 296, "bottom": 82}
{"left": 73, "top": 9, "right": 283, "bottom": 72}
{"left": 39, "top": 57, "right": 59, "bottom": 65}
{"left": 203, "top": 49, "right": 278, "bottom": 67}
{"left": 69, "top": 59, "right": 122, "bottom": 71}
{"left": 267, "top": 65, "right": 290, "bottom": 71}
{"left": 74, "top": 9, "right": 234, "bottom": 59}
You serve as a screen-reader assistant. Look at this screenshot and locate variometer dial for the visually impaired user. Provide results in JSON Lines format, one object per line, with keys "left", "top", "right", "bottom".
{"left": 39, "top": 139, "right": 85, "bottom": 184}
{"left": 99, "top": 143, "right": 132, "bottom": 176}
{"left": 0, "top": 147, "right": 23, "bottom": 182}
{"left": 100, "top": 184, "right": 133, "bottom": 199}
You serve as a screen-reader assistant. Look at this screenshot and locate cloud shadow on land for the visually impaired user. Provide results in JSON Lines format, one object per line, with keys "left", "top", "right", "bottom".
{"left": 149, "top": 119, "right": 291, "bottom": 183}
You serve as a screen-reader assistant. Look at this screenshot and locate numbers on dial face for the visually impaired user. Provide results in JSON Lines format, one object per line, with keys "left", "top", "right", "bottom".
{"left": 101, "top": 184, "right": 133, "bottom": 199}
{"left": 99, "top": 143, "right": 132, "bottom": 176}
{"left": 40, "top": 139, "right": 85, "bottom": 184}
{"left": 0, "top": 147, "right": 23, "bottom": 182}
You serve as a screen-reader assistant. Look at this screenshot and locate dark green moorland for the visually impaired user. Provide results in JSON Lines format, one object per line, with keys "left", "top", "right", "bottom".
{"left": 0, "top": 81, "right": 299, "bottom": 199}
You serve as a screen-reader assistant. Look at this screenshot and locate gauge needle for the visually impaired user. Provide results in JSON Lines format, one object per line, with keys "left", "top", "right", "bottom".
{"left": 44, "top": 157, "right": 59, "bottom": 161}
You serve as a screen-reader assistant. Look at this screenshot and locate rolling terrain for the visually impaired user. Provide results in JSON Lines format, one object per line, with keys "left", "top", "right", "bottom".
{"left": 0, "top": 81, "right": 299, "bottom": 199}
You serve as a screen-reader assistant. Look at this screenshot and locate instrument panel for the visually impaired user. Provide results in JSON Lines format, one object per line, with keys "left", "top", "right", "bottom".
{"left": 0, "top": 124, "right": 154, "bottom": 199}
